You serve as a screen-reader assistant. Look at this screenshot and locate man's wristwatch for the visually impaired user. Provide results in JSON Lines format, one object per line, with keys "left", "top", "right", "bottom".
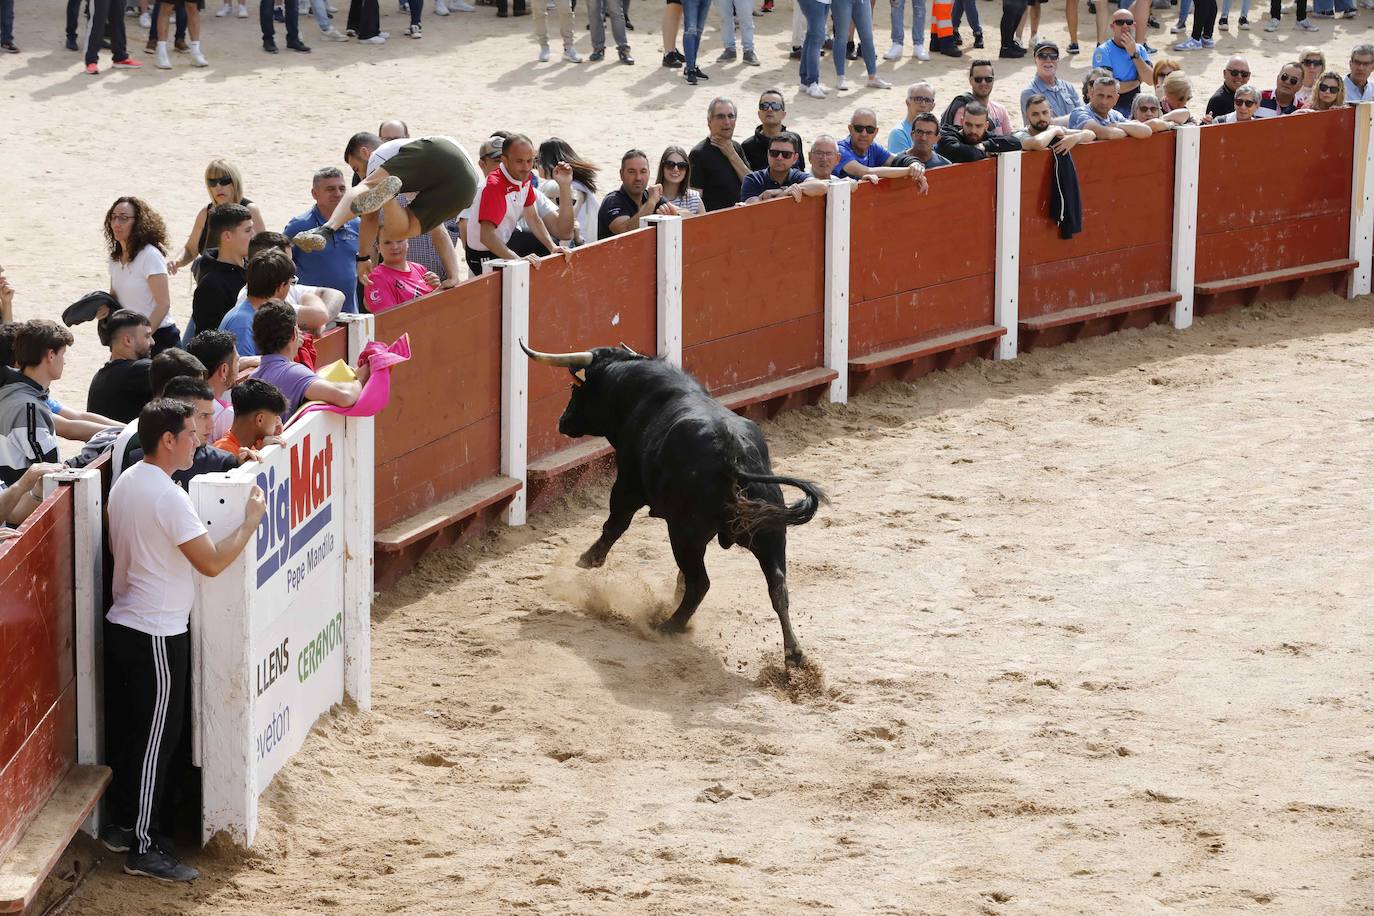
{"left": 355, "top": 254, "right": 371, "bottom": 262}
{"left": 1130, "top": 52, "right": 1139, "bottom": 59}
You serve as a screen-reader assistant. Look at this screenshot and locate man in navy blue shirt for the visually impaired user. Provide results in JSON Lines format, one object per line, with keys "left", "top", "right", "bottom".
{"left": 739, "top": 132, "right": 812, "bottom": 203}
{"left": 285, "top": 167, "right": 360, "bottom": 314}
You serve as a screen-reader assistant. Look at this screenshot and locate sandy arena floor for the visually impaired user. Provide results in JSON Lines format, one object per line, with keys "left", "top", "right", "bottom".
{"left": 33, "top": 292, "right": 1373, "bottom": 914}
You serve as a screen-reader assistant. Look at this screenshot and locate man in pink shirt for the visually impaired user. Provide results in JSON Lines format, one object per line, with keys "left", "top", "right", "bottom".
{"left": 364, "top": 237, "right": 439, "bottom": 313}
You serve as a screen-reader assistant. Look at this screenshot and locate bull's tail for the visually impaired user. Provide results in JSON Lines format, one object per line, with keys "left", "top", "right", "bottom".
{"left": 730, "top": 470, "right": 829, "bottom": 536}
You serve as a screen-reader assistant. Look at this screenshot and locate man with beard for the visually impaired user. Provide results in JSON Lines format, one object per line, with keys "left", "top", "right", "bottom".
{"left": 88, "top": 310, "right": 155, "bottom": 423}
{"left": 940, "top": 59, "right": 1016, "bottom": 135}
{"left": 1014, "top": 94, "right": 1097, "bottom": 151}
{"left": 936, "top": 102, "right": 1024, "bottom": 162}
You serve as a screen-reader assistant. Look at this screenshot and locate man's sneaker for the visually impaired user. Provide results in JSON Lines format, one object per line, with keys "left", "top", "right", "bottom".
{"left": 216, "top": 2, "right": 232, "bottom": 14}
{"left": 190, "top": 46, "right": 208, "bottom": 65}
{"left": 434, "top": 0, "right": 450, "bottom": 12}
{"left": 914, "top": 42, "right": 929, "bottom": 59}
{"left": 263, "top": 38, "right": 279, "bottom": 52}
{"left": 1238, "top": 15, "right": 1250, "bottom": 26}
{"left": 287, "top": 38, "right": 312, "bottom": 50}
{"left": 662, "top": 49, "right": 682, "bottom": 66}
{"left": 999, "top": 44, "right": 1025, "bottom": 57}
{"left": 618, "top": 46, "right": 634, "bottom": 63}
{"left": 100, "top": 824, "right": 134, "bottom": 853}
{"left": 866, "top": 75, "right": 891, "bottom": 88}
{"left": 884, "top": 41, "right": 902, "bottom": 59}
{"left": 1173, "top": 36, "right": 1202, "bottom": 48}
{"left": 405, "top": 23, "right": 422, "bottom": 37}
{"left": 566, "top": 44, "right": 583, "bottom": 61}
{"left": 292, "top": 226, "right": 336, "bottom": 252}
{"left": 1264, "top": 16, "right": 1280, "bottom": 28}
{"left": 804, "top": 81, "right": 826, "bottom": 98}
{"left": 1067, "top": 40, "right": 1079, "bottom": 52}
{"left": 237, "top": 2, "right": 249, "bottom": 15}
{"left": 742, "top": 48, "right": 758, "bottom": 64}
{"left": 84, "top": 61, "right": 99, "bottom": 73}
{"left": 1218, "top": 15, "right": 1229, "bottom": 27}
{"left": 139, "top": 9, "right": 151, "bottom": 26}
{"left": 1296, "top": 16, "right": 1319, "bottom": 27}
{"left": 691, "top": 66, "right": 709, "bottom": 80}
{"left": 323, "top": 27, "right": 348, "bottom": 39}
{"left": 66, "top": 36, "right": 79, "bottom": 50}
{"left": 789, "top": 45, "right": 801, "bottom": 58}
{"left": 972, "top": 30, "right": 984, "bottom": 48}
{"left": 112, "top": 56, "right": 142, "bottom": 67}
{"left": 538, "top": 42, "right": 550, "bottom": 60}
{"left": 1343, "top": 8, "right": 1358, "bottom": 16}
{"left": 274, "top": 4, "right": 285, "bottom": 20}
{"left": 717, "top": 46, "right": 736, "bottom": 61}
{"left": 125, "top": 848, "right": 198, "bottom": 884}
{"left": 351, "top": 176, "right": 402, "bottom": 216}
{"left": 685, "top": 66, "right": 698, "bottom": 84}
{"left": 360, "top": 34, "right": 386, "bottom": 42}
{"left": 1201, "top": 36, "right": 1215, "bottom": 46}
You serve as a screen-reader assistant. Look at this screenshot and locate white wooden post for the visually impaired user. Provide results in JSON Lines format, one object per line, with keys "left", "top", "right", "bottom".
{"left": 644, "top": 215, "right": 683, "bottom": 367}
{"left": 44, "top": 468, "right": 104, "bottom": 837}
{"left": 498, "top": 259, "right": 531, "bottom": 527}
{"left": 824, "top": 178, "right": 852, "bottom": 404}
{"left": 1171, "top": 125, "right": 1201, "bottom": 329}
{"left": 339, "top": 313, "right": 375, "bottom": 711}
{"left": 994, "top": 152, "right": 1021, "bottom": 359}
{"left": 1348, "top": 102, "right": 1374, "bottom": 298}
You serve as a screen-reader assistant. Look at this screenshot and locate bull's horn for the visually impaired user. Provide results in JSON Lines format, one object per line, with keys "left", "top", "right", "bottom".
{"left": 619, "top": 342, "right": 640, "bottom": 356}
{"left": 518, "top": 339, "right": 594, "bottom": 367}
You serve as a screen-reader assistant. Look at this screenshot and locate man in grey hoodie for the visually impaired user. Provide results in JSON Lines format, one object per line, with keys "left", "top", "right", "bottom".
{"left": 0, "top": 319, "right": 71, "bottom": 487}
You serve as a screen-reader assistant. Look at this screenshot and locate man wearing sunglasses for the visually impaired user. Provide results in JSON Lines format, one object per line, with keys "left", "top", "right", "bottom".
{"left": 1021, "top": 41, "right": 1081, "bottom": 120}
{"left": 1092, "top": 9, "right": 1154, "bottom": 115}
{"left": 741, "top": 90, "right": 807, "bottom": 172}
{"left": 1260, "top": 61, "right": 1305, "bottom": 114}
{"left": 1205, "top": 54, "right": 1252, "bottom": 118}
{"left": 939, "top": 60, "right": 1015, "bottom": 136}
{"left": 886, "top": 81, "right": 938, "bottom": 152}
{"left": 739, "top": 132, "right": 812, "bottom": 203}
{"left": 839, "top": 107, "right": 930, "bottom": 184}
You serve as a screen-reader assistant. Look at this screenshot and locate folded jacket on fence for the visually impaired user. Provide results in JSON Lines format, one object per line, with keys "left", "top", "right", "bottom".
{"left": 1052, "top": 149, "right": 1083, "bottom": 240}
{"left": 290, "top": 333, "right": 411, "bottom": 424}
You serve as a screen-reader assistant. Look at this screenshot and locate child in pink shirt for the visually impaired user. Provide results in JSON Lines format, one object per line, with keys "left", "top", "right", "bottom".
{"left": 363, "top": 238, "right": 439, "bottom": 314}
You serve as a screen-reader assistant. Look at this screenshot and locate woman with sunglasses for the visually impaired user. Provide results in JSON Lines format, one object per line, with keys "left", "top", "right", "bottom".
{"left": 1213, "top": 84, "right": 1268, "bottom": 122}
{"left": 170, "top": 160, "right": 266, "bottom": 279}
{"left": 1305, "top": 70, "right": 1346, "bottom": 110}
{"left": 103, "top": 197, "right": 182, "bottom": 355}
{"left": 656, "top": 146, "right": 702, "bottom": 215}
{"left": 1293, "top": 48, "right": 1326, "bottom": 104}
{"left": 536, "top": 137, "right": 602, "bottom": 245}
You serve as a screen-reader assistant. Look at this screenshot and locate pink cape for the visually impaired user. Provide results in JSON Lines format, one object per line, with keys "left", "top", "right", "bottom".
{"left": 290, "top": 333, "right": 411, "bottom": 424}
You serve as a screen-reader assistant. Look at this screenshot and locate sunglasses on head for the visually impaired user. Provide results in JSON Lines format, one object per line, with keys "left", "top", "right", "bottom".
{"left": 759, "top": 100, "right": 784, "bottom": 111}
{"left": 851, "top": 124, "right": 878, "bottom": 134}
{"left": 1227, "top": 68, "right": 1251, "bottom": 78}
{"left": 207, "top": 176, "right": 234, "bottom": 188}
{"left": 972, "top": 75, "right": 995, "bottom": 84}
{"left": 1279, "top": 73, "right": 1301, "bottom": 85}
{"left": 768, "top": 148, "right": 796, "bottom": 158}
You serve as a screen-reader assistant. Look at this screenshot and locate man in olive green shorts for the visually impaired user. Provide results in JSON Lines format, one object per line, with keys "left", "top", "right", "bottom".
{"left": 292, "top": 132, "right": 479, "bottom": 289}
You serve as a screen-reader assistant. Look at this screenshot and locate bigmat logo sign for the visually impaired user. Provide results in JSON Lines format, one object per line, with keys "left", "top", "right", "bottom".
{"left": 255, "top": 432, "right": 336, "bottom": 591}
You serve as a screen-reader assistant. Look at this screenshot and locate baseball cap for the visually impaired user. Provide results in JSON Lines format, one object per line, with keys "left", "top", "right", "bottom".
{"left": 1034, "top": 40, "right": 1061, "bottom": 56}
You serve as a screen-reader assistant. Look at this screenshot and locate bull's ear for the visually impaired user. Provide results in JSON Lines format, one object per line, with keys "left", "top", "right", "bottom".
{"left": 574, "top": 368, "right": 587, "bottom": 384}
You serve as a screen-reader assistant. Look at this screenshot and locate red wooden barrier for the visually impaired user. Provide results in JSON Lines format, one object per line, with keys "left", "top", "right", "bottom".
{"left": 0, "top": 487, "right": 75, "bottom": 862}
{"left": 848, "top": 164, "right": 1002, "bottom": 390}
{"left": 1196, "top": 108, "right": 1356, "bottom": 312}
{"left": 681, "top": 195, "right": 830, "bottom": 406}
{"left": 312, "top": 324, "right": 348, "bottom": 367}
{"left": 1018, "top": 136, "right": 1179, "bottom": 348}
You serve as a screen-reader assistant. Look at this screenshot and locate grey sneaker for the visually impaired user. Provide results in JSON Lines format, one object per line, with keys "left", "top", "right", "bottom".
{"left": 742, "top": 48, "right": 759, "bottom": 64}
{"left": 125, "top": 847, "right": 199, "bottom": 883}
{"left": 716, "top": 46, "right": 736, "bottom": 62}
{"left": 350, "top": 175, "right": 402, "bottom": 215}
{"left": 100, "top": 823, "right": 133, "bottom": 853}
{"left": 291, "top": 225, "right": 335, "bottom": 252}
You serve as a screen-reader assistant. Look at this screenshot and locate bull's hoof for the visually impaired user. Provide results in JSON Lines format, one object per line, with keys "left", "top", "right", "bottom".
{"left": 576, "top": 550, "right": 605, "bottom": 569}
{"left": 784, "top": 649, "right": 807, "bottom": 669}
{"left": 654, "top": 617, "right": 688, "bottom": 635}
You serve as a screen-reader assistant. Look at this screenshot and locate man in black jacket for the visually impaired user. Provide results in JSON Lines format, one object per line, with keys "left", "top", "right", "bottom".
{"left": 935, "top": 102, "right": 1023, "bottom": 162}
{"left": 190, "top": 203, "right": 253, "bottom": 337}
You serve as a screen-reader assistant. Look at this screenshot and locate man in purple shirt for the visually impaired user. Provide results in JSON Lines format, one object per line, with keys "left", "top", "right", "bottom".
{"left": 250, "top": 300, "right": 367, "bottom": 422}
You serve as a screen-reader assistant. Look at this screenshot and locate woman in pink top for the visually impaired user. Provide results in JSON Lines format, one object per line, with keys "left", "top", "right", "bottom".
{"left": 363, "top": 237, "right": 440, "bottom": 314}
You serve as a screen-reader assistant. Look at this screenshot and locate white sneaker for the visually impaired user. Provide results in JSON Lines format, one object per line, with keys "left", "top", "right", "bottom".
{"left": 236, "top": 2, "right": 248, "bottom": 16}
{"left": 883, "top": 41, "right": 902, "bottom": 59}
{"left": 914, "top": 42, "right": 929, "bottom": 59}
{"left": 360, "top": 34, "right": 386, "bottom": 42}
{"left": 138, "top": 9, "right": 151, "bottom": 26}
{"left": 1173, "top": 36, "right": 1202, "bottom": 48}
{"left": 215, "top": 2, "right": 231, "bottom": 15}
{"left": 837, "top": 74, "right": 849, "bottom": 90}
{"left": 322, "top": 28, "right": 348, "bottom": 39}
{"left": 563, "top": 44, "right": 581, "bottom": 61}
{"left": 406, "top": 22, "right": 422, "bottom": 36}
{"left": 378, "top": 30, "right": 390, "bottom": 37}
{"left": 156, "top": 44, "right": 171, "bottom": 68}
{"left": 1296, "top": 16, "right": 1319, "bottom": 27}
{"left": 1264, "top": 15, "right": 1279, "bottom": 28}
{"left": 190, "top": 47, "right": 208, "bottom": 66}
{"left": 867, "top": 75, "right": 891, "bottom": 88}
{"left": 804, "top": 81, "right": 826, "bottom": 98}
{"left": 434, "top": 0, "right": 450, "bottom": 12}
{"left": 538, "top": 42, "right": 550, "bottom": 60}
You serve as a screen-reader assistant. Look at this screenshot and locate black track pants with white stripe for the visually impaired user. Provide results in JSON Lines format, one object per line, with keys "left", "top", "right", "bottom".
{"left": 105, "top": 623, "right": 189, "bottom": 856}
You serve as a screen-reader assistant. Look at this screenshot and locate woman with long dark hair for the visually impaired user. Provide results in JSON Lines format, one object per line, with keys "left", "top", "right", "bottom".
{"left": 104, "top": 197, "right": 181, "bottom": 354}
{"left": 656, "top": 145, "right": 702, "bottom": 215}
{"left": 537, "top": 137, "right": 602, "bottom": 245}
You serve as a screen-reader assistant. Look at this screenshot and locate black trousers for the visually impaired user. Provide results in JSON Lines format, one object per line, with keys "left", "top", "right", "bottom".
{"left": 105, "top": 624, "right": 190, "bottom": 856}
{"left": 1270, "top": 0, "right": 1304, "bottom": 17}
{"left": 347, "top": 0, "right": 380, "bottom": 37}
{"left": 1191, "top": 0, "right": 1215, "bottom": 38}
{"left": 84, "top": 0, "right": 127, "bottom": 64}
{"left": 66, "top": 0, "right": 83, "bottom": 43}
{"left": 261, "top": 0, "right": 300, "bottom": 41}
{"left": 999, "top": 0, "right": 1026, "bottom": 49}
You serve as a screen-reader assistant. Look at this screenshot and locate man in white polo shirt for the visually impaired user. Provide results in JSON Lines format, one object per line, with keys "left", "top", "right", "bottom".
{"left": 461, "top": 133, "right": 571, "bottom": 277}
{"left": 103, "top": 398, "right": 265, "bottom": 883}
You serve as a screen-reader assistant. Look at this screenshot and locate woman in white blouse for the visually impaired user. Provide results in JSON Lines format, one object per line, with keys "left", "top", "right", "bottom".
{"left": 103, "top": 197, "right": 180, "bottom": 354}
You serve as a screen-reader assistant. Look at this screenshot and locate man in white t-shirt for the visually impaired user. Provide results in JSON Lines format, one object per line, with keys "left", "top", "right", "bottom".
{"left": 103, "top": 398, "right": 265, "bottom": 883}
{"left": 291, "top": 131, "right": 480, "bottom": 290}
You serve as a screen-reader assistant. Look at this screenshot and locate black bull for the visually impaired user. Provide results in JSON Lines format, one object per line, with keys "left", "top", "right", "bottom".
{"left": 521, "top": 342, "right": 828, "bottom": 666}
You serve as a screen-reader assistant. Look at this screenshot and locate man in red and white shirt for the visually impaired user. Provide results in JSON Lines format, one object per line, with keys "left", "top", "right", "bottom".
{"left": 462, "top": 133, "right": 570, "bottom": 277}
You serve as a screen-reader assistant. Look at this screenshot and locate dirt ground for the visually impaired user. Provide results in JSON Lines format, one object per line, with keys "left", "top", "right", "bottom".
{"left": 30, "top": 292, "right": 1369, "bottom": 914}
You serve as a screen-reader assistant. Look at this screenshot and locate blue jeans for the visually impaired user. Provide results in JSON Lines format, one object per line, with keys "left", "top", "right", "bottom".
{"left": 682, "top": 0, "right": 709, "bottom": 68}
{"left": 1175, "top": 0, "right": 1191, "bottom": 22}
{"left": 890, "top": 0, "right": 926, "bottom": 45}
{"left": 718, "top": 0, "right": 755, "bottom": 51}
{"left": 797, "top": 0, "right": 828, "bottom": 84}
{"left": 1218, "top": 0, "right": 1249, "bottom": 16}
{"left": 1312, "top": 0, "right": 1352, "bottom": 13}
{"left": 830, "top": 0, "right": 877, "bottom": 75}
{"left": 952, "top": 0, "right": 981, "bottom": 33}
{"left": 0, "top": 0, "right": 14, "bottom": 44}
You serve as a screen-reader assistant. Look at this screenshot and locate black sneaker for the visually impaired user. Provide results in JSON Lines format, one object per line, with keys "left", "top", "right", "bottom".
{"left": 789, "top": 45, "right": 800, "bottom": 58}
{"left": 845, "top": 39, "right": 857, "bottom": 59}
{"left": 287, "top": 38, "right": 311, "bottom": 51}
{"left": 263, "top": 38, "right": 279, "bottom": 52}
{"left": 273, "top": 4, "right": 285, "bottom": 20}
{"left": 686, "top": 66, "right": 697, "bottom": 84}
{"left": 125, "top": 848, "right": 198, "bottom": 883}
{"left": 999, "top": 44, "right": 1025, "bottom": 57}
{"left": 973, "top": 30, "right": 984, "bottom": 48}
{"left": 661, "top": 48, "right": 683, "bottom": 66}
{"left": 692, "top": 65, "right": 708, "bottom": 80}
{"left": 66, "top": 36, "right": 79, "bottom": 50}
{"left": 100, "top": 824, "right": 134, "bottom": 853}
{"left": 590, "top": 46, "right": 605, "bottom": 60}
